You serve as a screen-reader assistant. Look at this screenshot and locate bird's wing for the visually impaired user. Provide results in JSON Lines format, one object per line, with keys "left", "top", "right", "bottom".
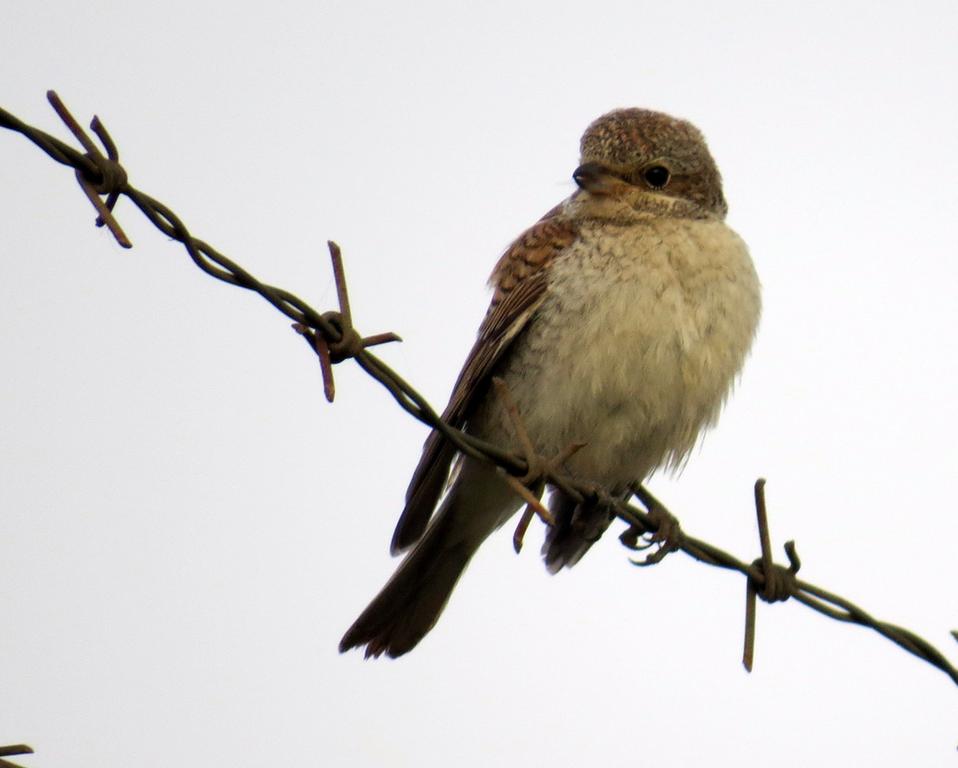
{"left": 390, "top": 211, "right": 577, "bottom": 554}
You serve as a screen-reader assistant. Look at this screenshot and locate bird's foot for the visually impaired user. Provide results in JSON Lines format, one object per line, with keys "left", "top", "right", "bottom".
{"left": 507, "top": 443, "right": 590, "bottom": 554}
{"left": 620, "top": 484, "right": 684, "bottom": 566}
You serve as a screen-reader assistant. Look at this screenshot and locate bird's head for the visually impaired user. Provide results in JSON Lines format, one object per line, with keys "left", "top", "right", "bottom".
{"left": 571, "top": 108, "right": 727, "bottom": 220}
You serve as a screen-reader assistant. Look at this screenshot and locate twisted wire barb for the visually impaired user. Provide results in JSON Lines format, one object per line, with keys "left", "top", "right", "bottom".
{"left": 3, "top": 92, "right": 957, "bottom": 694}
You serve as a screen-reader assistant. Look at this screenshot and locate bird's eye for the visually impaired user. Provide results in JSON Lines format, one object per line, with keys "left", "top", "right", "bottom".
{"left": 642, "top": 165, "right": 671, "bottom": 189}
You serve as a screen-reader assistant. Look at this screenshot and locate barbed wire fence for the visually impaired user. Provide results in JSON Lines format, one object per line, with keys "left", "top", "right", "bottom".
{"left": 0, "top": 746, "right": 33, "bottom": 768}
{"left": 2, "top": 91, "right": 956, "bottom": 763}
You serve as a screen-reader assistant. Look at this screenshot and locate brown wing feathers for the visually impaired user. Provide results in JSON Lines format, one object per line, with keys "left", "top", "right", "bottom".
{"left": 389, "top": 216, "right": 577, "bottom": 554}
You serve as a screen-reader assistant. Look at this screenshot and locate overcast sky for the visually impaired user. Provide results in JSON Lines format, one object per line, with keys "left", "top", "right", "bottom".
{"left": 2, "top": 2, "right": 958, "bottom": 766}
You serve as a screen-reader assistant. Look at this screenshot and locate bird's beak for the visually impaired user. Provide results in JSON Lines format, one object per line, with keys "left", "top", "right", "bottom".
{"left": 572, "top": 161, "right": 624, "bottom": 195}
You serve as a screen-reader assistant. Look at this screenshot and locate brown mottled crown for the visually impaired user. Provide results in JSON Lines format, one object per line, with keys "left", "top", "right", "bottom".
{"left": 580, "top": 109, "right": 727, "bottom": 216}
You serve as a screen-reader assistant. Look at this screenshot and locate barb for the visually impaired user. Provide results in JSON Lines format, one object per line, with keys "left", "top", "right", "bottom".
{"left": 742, "top": 480, "right": 800, "bottom": 671}
{"left": 3, "top": 92, "right": 958, "bottom": 692}
{"left": 45, "top": 91, "right": 130, "bottom": 247}
{"left": 293, "top": 242, "right": 401, "bottom": 402}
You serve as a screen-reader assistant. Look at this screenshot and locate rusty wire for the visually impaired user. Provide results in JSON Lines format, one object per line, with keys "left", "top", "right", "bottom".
{"left": 0, "top": 745, "right": 33, "bottom": 768}
{"left": 3, "top": 92, "right": 958, "bottom": 698}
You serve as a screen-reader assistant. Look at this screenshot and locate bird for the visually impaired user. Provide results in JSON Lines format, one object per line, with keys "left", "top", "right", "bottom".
{"left": 340, "top": 108, "right": 761, "bottom": 658}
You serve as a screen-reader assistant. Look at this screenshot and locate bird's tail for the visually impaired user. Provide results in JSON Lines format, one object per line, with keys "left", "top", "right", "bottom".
{"left": 340, "top": 459, "right": 519, "bottom": 658}
{"left": 541, "top": 490, "right": 615, "bottom": 573}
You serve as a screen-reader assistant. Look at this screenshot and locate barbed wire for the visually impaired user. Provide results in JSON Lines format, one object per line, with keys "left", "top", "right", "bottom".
{"left": 3, "top": 93, "right": 957, "bottom": 708}
{"left": 0, "top": 745, "right": 33, "bottom": 768}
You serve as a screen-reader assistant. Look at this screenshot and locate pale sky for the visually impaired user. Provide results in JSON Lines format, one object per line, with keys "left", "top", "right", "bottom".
{"left": 2, "top": 2, "right": 958, "bottom": 766}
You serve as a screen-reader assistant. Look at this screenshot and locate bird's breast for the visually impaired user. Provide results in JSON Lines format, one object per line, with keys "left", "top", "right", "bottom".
{"left": 481, "top": 216, "right": 760, "bottom": 487}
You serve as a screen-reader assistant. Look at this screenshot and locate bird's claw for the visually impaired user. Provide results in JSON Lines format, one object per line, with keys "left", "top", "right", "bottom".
{"left": 624, "top": 497, "right": 683, "bottom": 566}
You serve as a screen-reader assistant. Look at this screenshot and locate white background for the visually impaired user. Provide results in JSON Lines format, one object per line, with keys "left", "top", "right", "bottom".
{"left": 2, "top": 2, "right": 957, "bottom": 766}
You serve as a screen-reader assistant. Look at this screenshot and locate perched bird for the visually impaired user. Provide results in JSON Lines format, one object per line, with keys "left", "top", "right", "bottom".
{"left": 340, "top": 108, "right": 761, "bottom": 658}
